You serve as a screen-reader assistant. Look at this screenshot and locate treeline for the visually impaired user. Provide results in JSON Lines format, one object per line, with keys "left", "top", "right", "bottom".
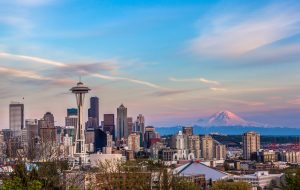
{"left": 1, "top": 160, "right": 300, "bottom": 189}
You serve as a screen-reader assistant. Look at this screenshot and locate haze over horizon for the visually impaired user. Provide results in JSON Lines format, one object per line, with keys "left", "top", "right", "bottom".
{"left": 1, "top": 0, "right": 300, "bottom": 128}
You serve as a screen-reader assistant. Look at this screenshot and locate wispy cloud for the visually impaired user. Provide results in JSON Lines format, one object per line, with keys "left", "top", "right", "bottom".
{"left": 209, "top": 97, "right": 265, "bottom": 107}
{"left": 0, "top": 66, "right": 50, "bottom": 80}
{"left": 169, "top": 77, "right": 219, "bottom": 85}
{"left": 0, "top": 52, "right": 167, "bottom": 90}
{"left": 210, "top": 87, "right": 227, "bottom": 92}
{"left": 5, "top": 0, "right": 56, "bottom": 7}
{"left": 189, "top": 2, "right": 300, "bottom": 57}
{"left": 0, "top": 52, "right": 66, "bottom": 67}
{"left": 0, "top": 66, "right": 72, "bottom": 85}
{"left": 288, "top": 97, "right": 300, "bottom": 105}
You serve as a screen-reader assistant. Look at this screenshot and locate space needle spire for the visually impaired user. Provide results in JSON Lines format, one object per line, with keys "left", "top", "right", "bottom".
{"left": 70, "top": 80, "right": 90, "bottom": 165}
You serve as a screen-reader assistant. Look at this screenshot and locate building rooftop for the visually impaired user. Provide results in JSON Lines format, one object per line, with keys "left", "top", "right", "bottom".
{"left": 173, "top": 161, "right": 228, "bottom": 181}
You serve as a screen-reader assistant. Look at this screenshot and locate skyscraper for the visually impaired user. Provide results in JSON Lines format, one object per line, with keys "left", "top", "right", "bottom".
{"left": 214, "top": 142, "right": 226, "bottom": 160}
{"left": 43, "top": 112, "right": 55, "bottom": 127}
{"left": 103, "top": 114, "right": 115, "bottom": 139}
{"left": 39, "top": 112, "right": 56, "bottom": 144}
{"left": 243, "top": 131, "right": 260, "bottom": 160}
{"left": 9, "top": 102, "right": 24, "bottom": 137}
{"left": 134, "top": 114, "right": 145, "bottom": 134}
{"left": 127, "top": 117, "right": 133, "bottom": 136}
{"left": 188, "top": 135, "right": 200, "bottom": 159}
{"left": 144, "top": 126, "right": 156, "bottom": 148}
{"left": 87, "top": 97, "right": 99, "bottom": 128}
{"left": 128, "top": 133, "right": 140, "bottom": 152}
{"left": 65, "top": 108, "right": 78, "bottom": 128}
{"left": 182, "top": 126, "right": 193, "bottom": 136}
{"left": 26, "top": 119, "right": 39, "bottom": 145}
{"left": 116, "top": 104, "right": 127, "bottom": 141}
{"left": 201, "top": 135, "right": 214, "bottom": 160}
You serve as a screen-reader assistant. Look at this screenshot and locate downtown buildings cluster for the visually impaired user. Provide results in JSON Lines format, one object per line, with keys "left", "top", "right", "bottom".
{"left": 0, "top": 81, "right": 300, "bottom": 189}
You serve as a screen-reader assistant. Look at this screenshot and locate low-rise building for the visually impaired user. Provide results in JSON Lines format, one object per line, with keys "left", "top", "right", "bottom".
{"left": 280, "top": 151, "right": 300, "bottom": 164}
{"left": 230, "top": 171, "right": 283, "bottom": 189}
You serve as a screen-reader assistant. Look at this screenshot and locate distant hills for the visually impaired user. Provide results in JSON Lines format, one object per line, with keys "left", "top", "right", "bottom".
{"left": 156, "top": 110, "right": 300, "bottom": 136}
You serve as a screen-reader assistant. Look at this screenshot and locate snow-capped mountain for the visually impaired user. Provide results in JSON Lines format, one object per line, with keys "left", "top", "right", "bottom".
{"left": 205, "top": 110, "right": 262, "bottom": 127}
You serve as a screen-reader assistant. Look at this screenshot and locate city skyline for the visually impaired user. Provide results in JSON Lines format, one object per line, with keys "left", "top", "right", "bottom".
{"left": 1, "top": 0, "right": 300, "bottom": 128}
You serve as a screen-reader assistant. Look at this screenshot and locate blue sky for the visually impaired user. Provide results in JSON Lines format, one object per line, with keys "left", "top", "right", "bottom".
{"left": 1, "top": 0, "right": 300, "bottom": 128}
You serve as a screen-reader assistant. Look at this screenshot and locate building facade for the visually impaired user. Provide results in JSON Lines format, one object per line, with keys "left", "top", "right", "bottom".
{"left": 103, "top": 114, "right": 115, "bottom": 139}
{"left": 243, "top": 131, "right": 260, "bottom": 160}
{"left": 9, "top": 102, "right": 24, "bottom": 137}
{"left": 127, "top": 133, "right": 140, "bottom": 152}
{"left": 116, "top": 104, "right": 128, "bottom": 141}
{"left": 201, "top": 135, "right": 214, "bottom": 160}
{"left": 87, "top": 97, "right": 99, "bottom": 128}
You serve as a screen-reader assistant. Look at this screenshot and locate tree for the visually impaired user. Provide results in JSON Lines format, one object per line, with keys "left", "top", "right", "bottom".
{"left": 281, "top": 168, "right": 300, "bottom": 190}
{"left": 91, "top": 159, "right": 200, "bottom": 190}
{"left": 1, "top": 177, "right": 23, "bottom": 190}
{"left": 211, "top": 180, "right": 251, "bottom": 190}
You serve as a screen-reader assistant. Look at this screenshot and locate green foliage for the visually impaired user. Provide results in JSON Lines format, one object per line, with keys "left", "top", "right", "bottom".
{"left": 1, "top": 177, "right": 23, "bottom": 190}
{"left": 28, "top": 180, "right": 43, "bottom": 190}
{"left": 211, "top": 180, "right": 251, "bottom": 190}
{"left": 0, "top": 161, "right": 68, "bottom": 190}
{"left": 281, "top": 168, "right": 300, "bottom": 190}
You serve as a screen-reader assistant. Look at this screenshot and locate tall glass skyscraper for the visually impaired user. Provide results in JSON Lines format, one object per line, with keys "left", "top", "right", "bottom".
{"left": 87, "top": 97, "right": 99, "bottom": 128}
{"left": 9, "top": 102, "right": 24, "bottom": 137}
{"left": 117, "top": 104, "right": 127, "bottom": 141}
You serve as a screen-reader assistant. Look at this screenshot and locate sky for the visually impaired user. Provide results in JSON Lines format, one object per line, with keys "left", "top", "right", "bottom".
{"left": 1, "top": 0, "right": 300, "bottom": 128}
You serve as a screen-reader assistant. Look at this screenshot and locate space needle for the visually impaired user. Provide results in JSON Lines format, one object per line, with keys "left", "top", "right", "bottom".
{"left": 70, "top": 80, "right": 90, "bottom": 165}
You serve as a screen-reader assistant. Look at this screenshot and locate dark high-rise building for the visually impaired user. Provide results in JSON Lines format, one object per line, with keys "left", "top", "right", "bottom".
{"left": 103, "top": 114, "right": 115, "bottom": 139}
{"left": 87, "top": 97, "right": 99, "bottom": 128}
{"left": 9, "top": 102, "right": 24, "bottom": 137}
{"left": 144, "top": 126, "right": 156, "bottom": 148}
{"left": 182, "top": 126, "right": 193, "bottom": 136}
{"left": 94, "top": 128, "right": 107, "bottom": 152}
{"left": 117, "top": 104, "right": 127, "bottom": 141}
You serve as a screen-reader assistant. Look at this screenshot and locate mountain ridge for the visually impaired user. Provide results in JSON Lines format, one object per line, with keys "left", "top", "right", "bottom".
{"left": 199, "top": 110, "right": 266, "bottom": 127}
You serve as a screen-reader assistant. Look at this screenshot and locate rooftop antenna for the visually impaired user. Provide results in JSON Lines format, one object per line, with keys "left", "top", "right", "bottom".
{"left": 79, "top": 75, "right": 82, "bottom": 82}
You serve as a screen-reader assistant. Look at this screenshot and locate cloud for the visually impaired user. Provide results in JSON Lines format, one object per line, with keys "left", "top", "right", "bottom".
{"left": 0, "top": 66, "right": 51, "bottom": 80}
{"left": 189, "top": 2, "right": 300, "bottom": 57}
{"left": 169, "top": 77, "right": 219, "bottom": 85}
{"left": 210, "top": 97, "right": 265, "bottom": 107}
{"left": 0, "top": 52, "right": 167, "bottom": 90}
{"left": 152, "top": 88, "right": 203, "bottom": 96}
{"left": 288, "top": 97, "right": 300, "bottom": 105}
{"left": 0, "top": 66, "right": 73, "bottom": 85}
{"left": 0, "top": 52, "right": 66, "bottom": 67}
{"left": 5, "top": 0, "right": 55, "bottom": 7}
{"left": 0, "top": 16, "right": 33, "bottom": 31}
{"left": 210, "top": 87, "right": 227, "bottom": 92}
